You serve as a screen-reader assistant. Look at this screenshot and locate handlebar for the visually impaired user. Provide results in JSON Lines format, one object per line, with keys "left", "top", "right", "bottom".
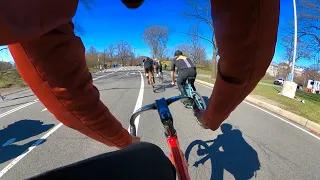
{"left": 129, "top": 96, "right": 193, "bottom": 137}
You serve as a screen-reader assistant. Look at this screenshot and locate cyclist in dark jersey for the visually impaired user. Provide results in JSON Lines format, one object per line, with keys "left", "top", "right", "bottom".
{"left": 143, "top": 57, "right": 155, "bottom": 85}
{"left": 171, "top": 50, "right": 197, "bottom": 97}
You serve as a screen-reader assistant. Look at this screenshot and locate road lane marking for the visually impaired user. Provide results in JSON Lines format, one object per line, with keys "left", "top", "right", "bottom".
{"left": 128, "top": 71, "right": 144, "bottom": 135}
{"left": 126, "top": 72, "right": 129, "bottom": 76}
{"left": 0, "top": 72, "right": 119, "bottom": 177}
{"left": 0, "top": 100, "right": 38, "bottom": 119}
{"left": 0, "top": 123, "right": 63, "bottom": 178}
{"left": 41, "top": 108, "right": 47, "bottom": 112}
{"left": 196, "top": 82, "right": 320, "bottom": 141}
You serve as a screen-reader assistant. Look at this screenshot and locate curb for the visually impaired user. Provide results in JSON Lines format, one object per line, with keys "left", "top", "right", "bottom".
{"left": 195, "top": 79, "right": 320, "bottom": 135}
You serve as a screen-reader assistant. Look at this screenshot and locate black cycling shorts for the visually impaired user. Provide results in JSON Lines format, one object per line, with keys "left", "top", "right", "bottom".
{"left": 145, "top": 67, "right": 153, "bottom": 74}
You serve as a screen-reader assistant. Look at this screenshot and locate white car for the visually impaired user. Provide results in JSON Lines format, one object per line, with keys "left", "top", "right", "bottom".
{"left": 274, "top": 78, "right": 285, "bottom": 85}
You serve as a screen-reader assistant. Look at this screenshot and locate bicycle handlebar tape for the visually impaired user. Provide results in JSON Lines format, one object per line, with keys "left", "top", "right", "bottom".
{"left": 121, "top": 0, "right": 144, "bottom": 8}
{"left": 129, "top": 125, "right": 137, "bottom": 136}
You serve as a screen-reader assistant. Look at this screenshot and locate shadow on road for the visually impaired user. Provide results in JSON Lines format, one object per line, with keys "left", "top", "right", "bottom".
{"left": 185, "top": 123, "right": 260, "bottom": 180}
{"left": 0, "top": 120, "right": 54, "bottom": 164}
{"left": 6, "top": 94, "right": 35, "bottom": 101}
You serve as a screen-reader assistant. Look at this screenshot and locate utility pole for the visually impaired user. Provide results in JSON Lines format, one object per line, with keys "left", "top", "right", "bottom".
{"left": 280, "top": 0, "right": 298, "bottom": 99}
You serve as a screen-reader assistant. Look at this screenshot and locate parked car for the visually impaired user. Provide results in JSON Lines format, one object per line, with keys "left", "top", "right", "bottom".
{"left": 274, "top": 78, "right": 285, "bottom": 85}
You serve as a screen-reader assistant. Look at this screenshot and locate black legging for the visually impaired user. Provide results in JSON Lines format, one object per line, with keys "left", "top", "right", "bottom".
{"left": 177, "top": 68, "right": 197, "bottom": 96}
{"left": 28, "top": 142, "right": 176, "bottom": 180}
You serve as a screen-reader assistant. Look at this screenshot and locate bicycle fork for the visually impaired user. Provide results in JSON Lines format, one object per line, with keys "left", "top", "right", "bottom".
{"left": 167, "top": 136, "right": 190, "bottom": 180}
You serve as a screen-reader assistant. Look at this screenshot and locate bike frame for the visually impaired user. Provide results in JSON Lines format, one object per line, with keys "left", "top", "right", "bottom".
{"left": 129, "top": 96, "right": 192, "bottom": 180}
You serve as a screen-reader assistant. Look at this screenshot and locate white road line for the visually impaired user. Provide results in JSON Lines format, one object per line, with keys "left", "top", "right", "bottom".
{"left": 41, "top": 108, "right": 47, "bottom": 112}
{"left": 0, "top": 123, "right": 63, "bottom": 178}
{"left": 0, "top": 100, "right": 38, "bottom": 119}
{"left": 197, "top": 82, "right": 320, "bottom": 141}
{"left": 244, "top": 101, "right": 320, "bottom": 141}
{"left": 0, "top": 73, "right": 118, "bottom": 177}
{"left": 126, "top": 72, "right": 129, "bottom": 76}
{"left": 128, "top": 71, "right": 144, "bottom": 135}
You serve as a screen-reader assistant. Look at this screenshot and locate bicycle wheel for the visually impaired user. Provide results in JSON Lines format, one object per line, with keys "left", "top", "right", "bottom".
{"left": 185, "top": 140, "right": 211, "bottom": 180}
{"left": 160, "top": 73, "right": 163, "bottom": 84}
{"left": 192, "top": 91, "right": 207, "bottom": 110}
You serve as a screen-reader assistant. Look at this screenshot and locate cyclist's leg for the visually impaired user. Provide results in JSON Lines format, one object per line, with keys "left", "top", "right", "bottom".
{"left": 203, "top": 0, "right": 280, "bottom": 130}
{"left": 177, "top": 70, "right": 188, "bottom": 96}
{"left": 8, "top": 22, "right": 132, "bottom": 148}
{"left": 28, "top": 142, "right": 176, "bottom": 180}
{"left": 188, "top": 68, "right": 197, "bottom": 91}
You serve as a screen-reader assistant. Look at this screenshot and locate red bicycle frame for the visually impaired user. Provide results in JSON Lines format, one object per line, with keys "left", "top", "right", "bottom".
{"left": 129, "top": 96, "right": 193, "bottom": 180}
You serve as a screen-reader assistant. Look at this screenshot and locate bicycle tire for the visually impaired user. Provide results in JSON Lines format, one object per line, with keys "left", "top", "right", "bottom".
{"left": 192, "top": 91, "right": 206, "bottom": 110}
{"left": 184, "top": 140, "right": 210, "bottom": 179}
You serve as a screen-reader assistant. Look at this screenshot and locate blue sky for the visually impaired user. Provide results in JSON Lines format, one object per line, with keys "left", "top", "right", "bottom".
{"left": 0, "top": 0, "right": 312, "bottom": 67}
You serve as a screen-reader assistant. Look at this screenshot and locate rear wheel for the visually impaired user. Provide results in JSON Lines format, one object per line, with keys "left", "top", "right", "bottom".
{"left": 192, "top": 91, "right": 206, "bottom": 110}
{"left": 185, "top": 140, "right": 211, "bottom": 180}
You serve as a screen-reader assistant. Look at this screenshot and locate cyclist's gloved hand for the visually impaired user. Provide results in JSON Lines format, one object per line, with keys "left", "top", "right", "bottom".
{"left": 193, "top": 110, "right": 209, "bottom": 129}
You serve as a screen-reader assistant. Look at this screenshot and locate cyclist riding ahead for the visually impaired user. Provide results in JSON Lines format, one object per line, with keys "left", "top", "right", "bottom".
{"left": 153, "top": 58, "right": 162, "bottom": 78}
{"left": 171, "top": 50, "right": 197, "bottom": 106}
{"left": 1, "top": 0, "right": 280, "bottom": 179}
{"left": 143, "top": 57, "right": 155, "bottom": 87}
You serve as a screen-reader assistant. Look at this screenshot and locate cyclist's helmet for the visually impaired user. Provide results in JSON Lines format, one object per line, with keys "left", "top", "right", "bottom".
{"left": 174, "top": 50, "right": 183, "bottom": 57}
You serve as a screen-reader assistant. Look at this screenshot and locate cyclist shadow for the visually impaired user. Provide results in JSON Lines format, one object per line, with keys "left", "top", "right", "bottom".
{"left": 0, "top": 120, "right": 54, "bottom": 164}
{"left": 185, "top": 123, "right": 261, "bottom": 180}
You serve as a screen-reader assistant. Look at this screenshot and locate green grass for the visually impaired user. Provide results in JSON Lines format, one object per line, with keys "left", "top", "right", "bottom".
{"left": 260, "top": 79, "right": 274, "bottom": 84}
{"left": 197, "top": 66, "right": 212, "bottom": 75}
{"left": 198, "top": 77, "right": 320, "bottom": 124}
{"left": 0, "top": 69, "right": 27, "bottom": 88}
{"left": 88, "top": 67, "right": 100, "bottom": 73}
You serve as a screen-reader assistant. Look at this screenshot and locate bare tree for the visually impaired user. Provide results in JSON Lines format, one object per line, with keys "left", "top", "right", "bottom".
{"left": 85, "top": 46, "right": 99, "bottom": 68}
{"left": 297, "top": 0, "right": 320, "bottom": 48}
{"left": 176, "top": 44, "right": 191, "bottom": 57}
{"left": 106, "top": 44, "right": 116, "bottom": 67}
{"left": 157, "top": 46, "right": 168, "bottom": 60}
{"left": 116, "top": 41, "right": 133, "bottom": 66}
{"left": 281, "top": 20, "right": 313, "bottom": 77}
{"left": 143, "top": 25, "right": 169, "bottom": 59}
{"left": 182, "top": 0, "right": 217, "bottom": 78}
{"left": 187, "top": 26, "right": 207, "bottom": 64}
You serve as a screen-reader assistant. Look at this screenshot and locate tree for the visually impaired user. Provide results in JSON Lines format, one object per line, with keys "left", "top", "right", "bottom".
{"left": 116, "top": 41, "right": 133, "bottom": 66}
{"left": 280, "top": 18, "right": 314, "bottom": 78}
{"left": 0, "top": 61, "right": 13, "bottom": 71}
{"left": 187, "top": 26, "right": 207, "bottom": 64}
{"left": 143, "top": 25, "right": 169, "bottom": 59}
{"left": 297, "top": 0, "right": 320, "bottom": 49}
{"left": 182, "top": 0, "right": 217, "bottom": 78}
{"left": 106, "top": 44, "right": 116, "bottom": 67}
{"left": 85, "top": 46, "right": 99, "bottom": 68}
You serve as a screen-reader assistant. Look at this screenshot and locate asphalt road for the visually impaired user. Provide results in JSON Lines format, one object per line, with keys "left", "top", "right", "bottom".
{"left": 0, "top": 67, "right": 319, "bottom": 180}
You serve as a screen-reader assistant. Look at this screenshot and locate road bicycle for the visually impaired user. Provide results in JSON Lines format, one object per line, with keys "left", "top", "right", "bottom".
{"left": 156, "top": 71, "right": 163, "bottom": 84}
{"left": 182, "top": 77, "right": 207, "bottom": 110}
{"left": 129, "top": 96, "right": 205, "bottom": 180}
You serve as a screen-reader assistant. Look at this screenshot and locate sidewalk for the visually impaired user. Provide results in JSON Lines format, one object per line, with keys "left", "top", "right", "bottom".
{"left": 195, "top": 79, "right": 320, "bottom": 136}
